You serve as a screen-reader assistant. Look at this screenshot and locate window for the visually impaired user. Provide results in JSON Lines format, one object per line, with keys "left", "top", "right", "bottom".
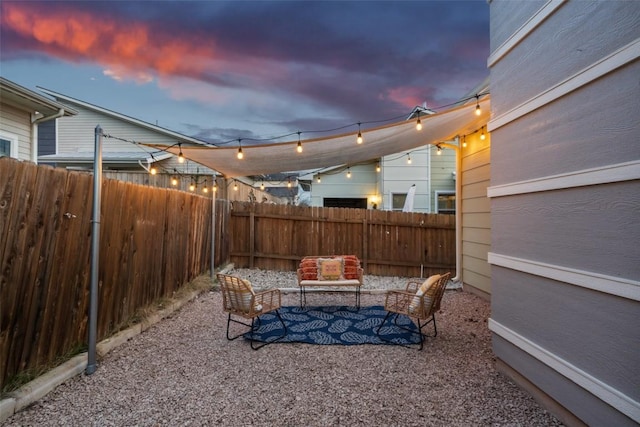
{"left": 392, "top": 193, "right": 407, "bottom": 211}
{"left": 0, "top": 131, "right": 18, "bottom": 158}
{"left": 436, "top": 191, "right": 455, "bottom": 215}
{"left": 323, "top": 198, "right": 367, "bottom": 209}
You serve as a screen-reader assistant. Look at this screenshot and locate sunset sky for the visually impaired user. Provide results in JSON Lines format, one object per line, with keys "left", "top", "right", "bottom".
{"left": 0, "top": 1, "right": 489, "bottom": 146}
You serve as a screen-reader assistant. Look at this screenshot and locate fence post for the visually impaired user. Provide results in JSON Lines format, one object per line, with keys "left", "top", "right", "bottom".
{"left": 87, "top": 125, "right": 102, "bottom": 375}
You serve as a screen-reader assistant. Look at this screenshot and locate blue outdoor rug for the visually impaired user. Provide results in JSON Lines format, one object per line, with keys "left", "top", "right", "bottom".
{"left": 244, "top": 305, "right": 421, "bottom": 346}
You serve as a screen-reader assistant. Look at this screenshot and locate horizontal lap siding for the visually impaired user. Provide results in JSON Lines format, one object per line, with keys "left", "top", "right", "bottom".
{"left": 489, "top": 1, "right": 640, "bottom": 424}
{"left": 491, "top": 2, "right": 640, "bottom": 114}
{"left": 492, "top": 267, "right": 640, "bottom": 408}
{"left": 491, "top": 63, "right": 640, "bottom": 186}
{"left": 492, "top": 181, "right": 640, "bottom": 279}
{"left": 461, "top": 133, "right": 491, "bottom": 295}
{"left": 489, "top": 0, "right": 546, "bottom": 51}
{"left": 0, "top": 103, "right": 31, "bottom": 160}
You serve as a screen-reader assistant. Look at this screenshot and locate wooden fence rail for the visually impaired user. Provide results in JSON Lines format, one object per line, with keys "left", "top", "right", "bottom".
{"left": 0, "top": 157, "right": 455, "bottom": 391}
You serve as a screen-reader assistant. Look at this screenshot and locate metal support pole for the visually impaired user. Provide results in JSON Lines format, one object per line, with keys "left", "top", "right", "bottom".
{"left": 210, "top": 174, "right": 216, "bottom": 279}
{"left": 86, "top": 125, "right": 102, "bottom": 375}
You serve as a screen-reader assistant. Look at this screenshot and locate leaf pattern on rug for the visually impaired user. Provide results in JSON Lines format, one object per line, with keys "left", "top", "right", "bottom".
{"left": 328, "top": 319, "right": 352, "bottom": 334}
{"left": 245, "top": 305, "right": 421, "bottom": 346}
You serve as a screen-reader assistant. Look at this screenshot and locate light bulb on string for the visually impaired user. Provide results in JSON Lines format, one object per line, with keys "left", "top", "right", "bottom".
{"left": 203, "top": 181, "right": 208, "bottom": 193}
{"left": 237, "top": 139, "right": 244, "bottom": 160}
{"left": 436, "top": 145, "right": 442, "bottom": 155}
{"left": 407, "top": 154, "right": 412, "bottom": 164}
{"left": 177, "top": 143, "right": 185, "bottom": 163}
{"left": 213, "top": 180, "right": 218, "bottom": 192}
{"left": 150, "top": 166, "right": 157, "bottom": 175}
{"left": 475, "top": 95, "right": 481, "bottom": 116}
{"left": 189, "top": 181, "right": 196, "bottom": 192}
{"left": 480, "top": 126, "right": 486, "bottom": 140}
{"left": 462, "top": 135, "right": 467, "bottom": 148}
{"left": 356, "top": 123, "right": 363, "bottom": 144}
{"left": 233, "top": 180, "right": 238, "bottom": 191}
{"left": 376, "top": 162, "right": 381, "bottom": 173}
{"left": 317, "top": 174, "right": 321, "bottom": 183}
{"left": 171, "top": 176, "right": 178, "bottom": 186}
{"left": 260, "top": 182, "right": 265, "bottom": 190}
{"left": 287, "top": 178, "right": 292, "bottom": 188}
{"left": 416, "top": 113, "right": 422, "bottom": 131}
{"left": 297, "top": 131, "right": 303, "bottom": 153}
{"left": 346, "top": 167, "right": 351, "bottom": 179}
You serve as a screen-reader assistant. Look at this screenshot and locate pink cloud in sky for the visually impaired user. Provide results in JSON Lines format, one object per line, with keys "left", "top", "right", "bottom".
{"left": 1, "top": 2, "right": 217, "bottom": 81}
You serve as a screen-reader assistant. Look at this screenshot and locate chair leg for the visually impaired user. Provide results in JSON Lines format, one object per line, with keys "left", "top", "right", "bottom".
{"left": 226, "top": 313, "right": 253, "bottom": 341}
{"left": 248, "top": 309, "right": 288, "bottom": 350}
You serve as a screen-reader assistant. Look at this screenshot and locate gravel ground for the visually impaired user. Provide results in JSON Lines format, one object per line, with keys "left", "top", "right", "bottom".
{"left": 3, "top": 269, "right": 563, "bottom": 426}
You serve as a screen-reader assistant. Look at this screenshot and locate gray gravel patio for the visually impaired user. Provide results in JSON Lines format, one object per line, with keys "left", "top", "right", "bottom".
{"left": 2, "top": 269, "right": 563, "bottom": 426}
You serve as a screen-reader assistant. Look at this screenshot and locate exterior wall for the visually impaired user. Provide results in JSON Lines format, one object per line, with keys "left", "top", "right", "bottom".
{"left": 430, "top": 145, "right": 456, "bottom": 210}
{"left": 381, "top": 146, "right": 431, "bottom": 212}
{"left": 488, "top": 1, "right": 640, "bottom": 425}
{"left": 461, "top": 131, "right": 491, "bottom": 296}
{"left": 0, "top": 103, "right": 32, "bottom": 161}
{"left": 51, "top": 103, "right": 217, "bottom": 175}
{"left": 309, "top": 164, "right": 378, "bottom": 208}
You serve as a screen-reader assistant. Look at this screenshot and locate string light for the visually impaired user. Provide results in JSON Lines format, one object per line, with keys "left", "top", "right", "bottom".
{"left": 407, "top": 154, "right": 412, "bottom": 164}
{"left": 462, "top": 135, "right": 467, "bottom": 148}
{"left": 416, "top": 112, "right": 422, "bottom": 131}
{"left": 177, "top": 143, "right": 185, "bottom": 163}
{"left": 480, "top": 126, "right": 486, "bottom": 140}
{"left": 150, "top": 166, "right": 157, "bottom": 175}
{"left": 260, "top": 182, "right": 265, "bottom": 190}
{"left": 287, "top": 178, "right": 292, "bottom": 188}
{"left": 436, "top": 145, "right": 442, "bottom": 155}
{"left": 356, "top": 122, "right": 363, "bottom": 144}
{"left": 297, "top": 131, "right": 303, "bottom": 153}
{"left": 376, "top": 162, "right": 381, "bottom": 173}
{"left": 237, "top": 139, "right": 244, "bottom": 160}
{"left": 317, "top": 174, "right": 321, "bottom": 183}
{"left": 189, "top": 180, "right": 196, "bottom": 191}
{"left": 202, "top": 181, "right": 208, "bottom": 193}
{"left": 213, "top": 180, "right": 218, "bottom": 192}
{"left": 233, "top": 180, "right": 238, "bottom": 191}
{"left": 346, "top": 167, "right": 351, "bottom": 178}
{"left": 475, "top": 95, "right": 481, "bottom": 116}
{"left": 171, "top": 176, "right": 178, "bottom": 186}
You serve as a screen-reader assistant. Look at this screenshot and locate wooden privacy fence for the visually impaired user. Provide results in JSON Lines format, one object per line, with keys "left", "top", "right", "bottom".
{"left": 0, "top": 156, "right": 455, "bottom": 391}
{"left": 0, "top": 158, "right": 223, "bottom": 391}
{"left": 229, "top": 202, "right": 455, "bottom": 279}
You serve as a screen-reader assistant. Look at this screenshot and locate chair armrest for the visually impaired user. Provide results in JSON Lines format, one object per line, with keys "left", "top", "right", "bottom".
{"left": 254, "top": 288, "right": 282, "bottom": 311}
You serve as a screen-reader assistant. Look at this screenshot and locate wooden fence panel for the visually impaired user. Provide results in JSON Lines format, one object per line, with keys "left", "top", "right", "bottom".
{"left": 0, "top": 158, "right": 217, "bottom": 390}
{"left": 228, "top": 202, "right": 455, "bottom": 278}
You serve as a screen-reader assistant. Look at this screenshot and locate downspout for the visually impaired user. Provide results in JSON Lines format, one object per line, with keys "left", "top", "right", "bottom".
{"left": 31, "top": 108, "right": 65, "bottom": 164}
{"left": 438, "top": 140, "right": 462, "bottom": 285}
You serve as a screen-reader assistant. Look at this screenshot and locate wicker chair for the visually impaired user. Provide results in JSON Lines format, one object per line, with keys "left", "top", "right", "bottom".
{"left": 217, "top": 273, "right": 287, "bottom": 350}
{"left": 375, "top": 272, "right": 451, "bottom": 350}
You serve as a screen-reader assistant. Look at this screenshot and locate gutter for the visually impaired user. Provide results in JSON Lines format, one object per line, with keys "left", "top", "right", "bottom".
{"left": 438, "top": 140, "right": 462, "bottom": 285}
{"left": 31, "top": 108, "right": 65, "bottom": 164}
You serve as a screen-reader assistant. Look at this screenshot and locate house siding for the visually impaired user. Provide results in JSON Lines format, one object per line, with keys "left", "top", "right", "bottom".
{"left": 488, "top": 1, "right": 640, "bottom": 425}
{"left": 430, "top": 146, "right": 456, "bottom": 209}
{"left": 0, "top": 103, "right": 31, "bottom": 161}
{"left": 310, "top": 164, "right": 378, "bottom": 208}
{"left": 461, "top": 132, "right": 491, "bottom": 295}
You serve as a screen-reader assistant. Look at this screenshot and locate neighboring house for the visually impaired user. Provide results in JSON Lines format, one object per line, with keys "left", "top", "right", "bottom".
{"left": 36, "top": 87, "right": 214, "bottom": 181}
{"left": 485, "top": 2, "right": 639, "bottom": 426}
{"left": 0, "top": 77, "right": 77, "bottom": 162}
{"left": 298, "top": 99, "right": 487, "bottom": 213}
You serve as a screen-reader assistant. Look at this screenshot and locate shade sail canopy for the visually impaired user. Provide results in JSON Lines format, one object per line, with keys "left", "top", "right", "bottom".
{"left": 149, "top": 98, "right": 489, "bottom": 178}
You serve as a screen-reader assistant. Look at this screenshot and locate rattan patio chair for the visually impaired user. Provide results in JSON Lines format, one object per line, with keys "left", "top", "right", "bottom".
{"left": 375, "top": 272, "right": 451, "bottom": 350}
{"left": 217, "top": 273, "right": 287, "bottom": 350}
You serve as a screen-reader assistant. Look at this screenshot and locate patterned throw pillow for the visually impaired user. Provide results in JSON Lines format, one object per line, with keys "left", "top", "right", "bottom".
{"left": 316, "top": 258, "right": 344, "bottom": 280}
{"left": 408, "top": 274, "right": 440, "bottom": 314}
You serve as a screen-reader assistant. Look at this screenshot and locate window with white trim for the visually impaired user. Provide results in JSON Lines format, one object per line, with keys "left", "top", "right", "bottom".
{"left": 0, "top": 131, "right": 18, "bottom": 158}
{"left": 391, "top": 193, "right": 407, "bottom": 211}
{"left": 435, "top": 191, "right": 455, "bottom": 215}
